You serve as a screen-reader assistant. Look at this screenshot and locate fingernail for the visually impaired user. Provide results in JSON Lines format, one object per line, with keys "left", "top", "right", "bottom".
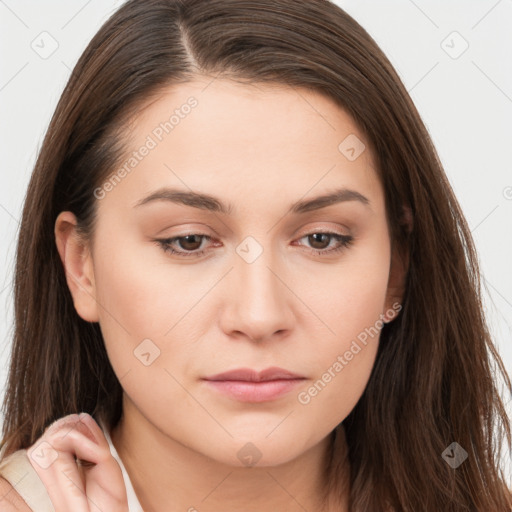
{"left": 78, "top": 413, "right": 99, "bottom": 445}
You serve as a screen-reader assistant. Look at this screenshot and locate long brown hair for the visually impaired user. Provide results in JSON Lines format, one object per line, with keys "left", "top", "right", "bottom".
{"left": 1, "top": 0, "right": 510, "bottom": 509}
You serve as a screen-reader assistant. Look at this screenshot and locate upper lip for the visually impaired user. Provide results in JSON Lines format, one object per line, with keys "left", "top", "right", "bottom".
{"left": 203, "top": 367, "right": 305, "bottom": 382}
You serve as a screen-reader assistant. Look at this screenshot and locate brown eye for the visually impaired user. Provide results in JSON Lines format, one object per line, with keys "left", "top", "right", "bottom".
{"left": 176, "top": 234, "right": 204, "bottom": 251}
{"left": 155, "top": 234, "right": 212, "bottom": 258}
{"left": 155, "top": 231, "right": 354, "bottom": 260}
{"left": 295, "top": 231, "right": 354, "bottom": 256}
{"left": 308, "top": 233, "right": 332, "bottom": 250}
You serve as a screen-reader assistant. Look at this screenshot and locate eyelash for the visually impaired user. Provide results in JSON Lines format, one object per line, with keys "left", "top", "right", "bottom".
{"left": 154, "top": 231, "right": 354, "bottom": 259}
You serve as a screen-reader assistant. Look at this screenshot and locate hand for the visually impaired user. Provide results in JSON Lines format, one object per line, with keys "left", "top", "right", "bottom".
{"left": 27, "top": 412, "right": 129, "bottom": 512}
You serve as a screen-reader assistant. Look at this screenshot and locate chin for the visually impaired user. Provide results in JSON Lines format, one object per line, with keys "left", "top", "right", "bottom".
{"left": 206, "top": 435, "right": 313, "bottom": 469}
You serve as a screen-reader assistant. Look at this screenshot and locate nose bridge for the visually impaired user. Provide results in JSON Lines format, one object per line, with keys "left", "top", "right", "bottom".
{"left": 222, "top": 235, "right": 294, "bottom": 341}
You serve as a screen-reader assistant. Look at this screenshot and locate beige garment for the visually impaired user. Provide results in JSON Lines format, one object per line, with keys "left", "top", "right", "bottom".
{"left": 0, "top": 448, "right": 55, "bottom": 511}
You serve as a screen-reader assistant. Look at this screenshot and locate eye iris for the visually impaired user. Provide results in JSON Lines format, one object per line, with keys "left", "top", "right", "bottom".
{"left": 309, "top": 233, "right": 330, "bottom": 249}
{"left": 179, "top": 234, "right": 202, "bottom": 251}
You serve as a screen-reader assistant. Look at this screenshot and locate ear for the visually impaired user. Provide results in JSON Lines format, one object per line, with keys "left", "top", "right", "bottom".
{"left": 54, "top": 211, "right": 99, "bottom": 322}
{"left": 383, "top": 205, "right": 412, "bottom": 323}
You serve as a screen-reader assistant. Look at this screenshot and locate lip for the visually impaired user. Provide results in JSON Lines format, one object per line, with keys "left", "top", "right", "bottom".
{"left": 204, "top": 367, "right": 304, "bottom": 382}
{"left": 202, "top": 367, "right": 306, "bottom": 403}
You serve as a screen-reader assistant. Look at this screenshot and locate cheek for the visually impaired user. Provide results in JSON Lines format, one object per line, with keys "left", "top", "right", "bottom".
{"left": 93, "top": 230, "right": 205, "bottom": 335}
{"left": 91, "top": 232, "right": 197, "bottom": 376}
{"left": 298, "top": 236, "right": 390, "bottom": 420}
{"left": 91, "top": 238, "right": 204, "bottom": 417}
{"left": 313, "top": 226, "right": 390, "bottom": 344}
{"left": 296, "top": 291, "right": 383, "bottom": 427}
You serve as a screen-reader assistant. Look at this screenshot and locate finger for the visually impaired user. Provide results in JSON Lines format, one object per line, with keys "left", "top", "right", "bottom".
{"left": 28, "top": 414, "right": 128, "bottom": 512}
{"left": 28, "top": 416, "right": 97, "bottom": 512}
{"left": 67, "top": 413, "right": 130, "bottom": 508}
{"left": 74, "top": 412, "right": 110, "bottom": 451}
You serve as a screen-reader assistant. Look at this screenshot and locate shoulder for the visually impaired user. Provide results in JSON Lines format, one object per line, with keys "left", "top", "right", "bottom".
{"left": 0, "top": 476, "right": 32, "bottom": 511}
{"left": 0, "top": 449, "right": 51, "bottom": 512}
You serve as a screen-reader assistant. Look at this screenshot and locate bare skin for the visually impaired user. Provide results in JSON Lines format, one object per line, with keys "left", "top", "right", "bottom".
{"left": 46, "top": 77, "right": 406, "bottom": 511}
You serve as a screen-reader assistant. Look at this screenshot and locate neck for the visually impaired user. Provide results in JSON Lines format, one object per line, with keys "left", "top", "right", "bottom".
{"left": 110, "top": 394, "right": 350, "bottom": 512}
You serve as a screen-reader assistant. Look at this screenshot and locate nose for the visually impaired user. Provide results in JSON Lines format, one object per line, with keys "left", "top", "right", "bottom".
{"left": 218, "top": 245, "right": 296, "bottom": 343}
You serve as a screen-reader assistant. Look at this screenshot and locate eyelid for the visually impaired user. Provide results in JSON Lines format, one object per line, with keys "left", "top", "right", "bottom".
{"left": 154, "top": 227, "right": 354, "bottom": 260}
{"left": 292, "top": 223, "right": 352, "bottom": 242}
{"left": 155, "top": 223, "right": 351, "bottom": 246}
{"left": 154, "top": 222, "right": 217, "bottom": 237}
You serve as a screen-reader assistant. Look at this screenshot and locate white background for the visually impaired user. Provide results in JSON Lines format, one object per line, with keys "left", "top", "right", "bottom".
{"left": 0, "top": 0, "right": 511, "bottom": 473}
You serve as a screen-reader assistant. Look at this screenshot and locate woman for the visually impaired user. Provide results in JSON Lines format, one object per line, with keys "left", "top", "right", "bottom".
{"left": 0, "top": 0, "right": 510, "bottom": 510}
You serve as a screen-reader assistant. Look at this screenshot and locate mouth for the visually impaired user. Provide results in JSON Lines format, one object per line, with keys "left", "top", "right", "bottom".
{"left": 202, "top": 367, "right": 306, "bottom": 403}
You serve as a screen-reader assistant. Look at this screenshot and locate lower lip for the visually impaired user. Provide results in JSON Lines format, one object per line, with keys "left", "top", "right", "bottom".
{"left": 203, "top": 379, "right": 305, "bottom": 402}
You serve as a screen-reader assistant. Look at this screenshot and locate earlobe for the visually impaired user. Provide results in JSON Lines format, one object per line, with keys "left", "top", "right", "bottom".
{"left": 54, "top": 211, "right": 99, "bottom": 323}
{"left": 383, "top": 244, "right": 407, "bottom": 323}
{"left": 383, "top": 206, "right": 412, "bottom": 323}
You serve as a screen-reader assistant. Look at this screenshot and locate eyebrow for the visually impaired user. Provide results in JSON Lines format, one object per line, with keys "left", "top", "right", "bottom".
{"left": 133, "top": 187, "right": 371, "bottom": 214}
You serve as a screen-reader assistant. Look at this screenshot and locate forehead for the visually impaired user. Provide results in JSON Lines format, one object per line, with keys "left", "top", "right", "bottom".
{"left": 98, "top": 78, "right": 383, "bottom": 217}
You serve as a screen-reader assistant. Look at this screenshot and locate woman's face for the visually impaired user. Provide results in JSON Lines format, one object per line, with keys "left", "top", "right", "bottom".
{"left": 59, "top": 78, "right": 402, "bottom": 467}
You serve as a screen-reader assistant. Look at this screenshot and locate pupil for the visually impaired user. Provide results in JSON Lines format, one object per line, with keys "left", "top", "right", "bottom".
{"left": 181, "top": 235, "right": 201, "bottom": 250}
{"left": 310, "top": 233, "right": 329, "bottom": 249}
